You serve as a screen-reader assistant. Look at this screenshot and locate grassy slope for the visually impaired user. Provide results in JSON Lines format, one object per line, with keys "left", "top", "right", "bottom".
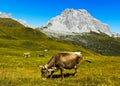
{"left": 59, "top": 32, "right": 120, "bottom": 56}
{"left": 0, "top": 18, "right": 120, "bottom": 85}
{"left": 0, "top": 18, "right": 93, "bottom": 56}
{"left": 0, "top": 18, "right": 48, "bottom": 40}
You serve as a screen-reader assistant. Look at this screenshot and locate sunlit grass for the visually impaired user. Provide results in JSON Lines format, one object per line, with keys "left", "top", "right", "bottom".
{"left": 0, "top": 52, "right": 120, "bottom": 86}
{"left": 0, "top": 17, "right": 120, "bottom": 86}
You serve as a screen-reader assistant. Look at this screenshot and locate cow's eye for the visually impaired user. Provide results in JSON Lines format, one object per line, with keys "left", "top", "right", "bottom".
{"left": 43, "top": 70, "right": 46, "bottom": 72}
{"left": 42, "top": 69, "right": 47, "bottom": 72}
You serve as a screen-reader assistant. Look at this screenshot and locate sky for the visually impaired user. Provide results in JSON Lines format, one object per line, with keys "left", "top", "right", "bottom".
{"left": 0, "top": 0, "right": 120, "bottom": 33}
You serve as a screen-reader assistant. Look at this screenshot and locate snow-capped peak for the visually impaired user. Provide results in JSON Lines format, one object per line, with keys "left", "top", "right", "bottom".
{"left": 43, "top": 8, "right": 114, "bottom": 37}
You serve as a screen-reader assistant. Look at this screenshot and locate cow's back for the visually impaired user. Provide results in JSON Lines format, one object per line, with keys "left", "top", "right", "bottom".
{"left": 55, "top": 52, "right": 82, "bottom": 69}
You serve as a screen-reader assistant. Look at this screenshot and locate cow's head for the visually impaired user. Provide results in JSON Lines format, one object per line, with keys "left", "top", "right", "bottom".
{"left": 40, "top": 64, "right": 57, "bottom": 78}
{"left": 40, "top": 64, "right": 49, "bottom": 78}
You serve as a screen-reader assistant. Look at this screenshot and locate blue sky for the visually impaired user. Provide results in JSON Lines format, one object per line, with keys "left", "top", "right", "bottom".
{"left": 0, "top": 0, "right": 120, "bottom": 33}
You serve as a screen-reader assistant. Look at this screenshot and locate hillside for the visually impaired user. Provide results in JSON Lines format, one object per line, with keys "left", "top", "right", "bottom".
{"left": 0, "top": 18, "right": 94, "bottom": 56}
{"left": 0, "top": 18, "right": 48, "bottom": 40}
{"left": 41, "top": 9, "right": 120, "bottom": 56}
{"left": 41, "top": 28, "right": 120, "bottom": 56}
{"left": 0, "top": 16, "right": 120, "bottom": 86}
{"left": 53, "top": 32, "right": 120, "bottom": 56}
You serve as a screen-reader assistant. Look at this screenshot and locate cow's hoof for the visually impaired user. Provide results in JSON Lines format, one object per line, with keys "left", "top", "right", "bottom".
{"left": 73, "top": 73, "right": 77, "bottom": 76}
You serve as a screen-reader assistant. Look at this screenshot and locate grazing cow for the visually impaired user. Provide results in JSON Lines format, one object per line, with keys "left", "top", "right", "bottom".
{"left": 40, "top": 52, "right": 83, "bottom": 79}
{"left": 44, "top": 49, "right": 48, "bottom": 52}
{"left": 39, "top": 53, "right": 45, "bottom": 57}
{"left": 23, "top": 52, "right": 30, "bottom": 58}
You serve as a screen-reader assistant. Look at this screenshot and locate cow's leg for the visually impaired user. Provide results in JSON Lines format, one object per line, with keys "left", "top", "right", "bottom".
{"left": 74, "top": 68, "right": 77, "bottom": 76}
{"left": 74, "top": 65, "right": 78, "bottom": 76}
{"left": 50, "top": 71, "right": 54, "bottom": 78}
{"left": 60, "top": 67, "right": 64, "bottom": 79}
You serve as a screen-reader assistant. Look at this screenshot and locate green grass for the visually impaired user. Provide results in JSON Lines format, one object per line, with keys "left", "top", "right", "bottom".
{"left": 0, "top": 51, "right": 120, "bottom": 86}
{"left": 0, "top": 18, "right": 120, "bottom": 86}
{"left": 0, "top": 18, "right": 48, "bottom": 40}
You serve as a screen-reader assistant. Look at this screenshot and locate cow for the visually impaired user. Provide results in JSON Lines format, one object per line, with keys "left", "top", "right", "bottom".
{"left": 40, "top": 52, "right": 83, "bottom": 79}
{"left": 44, "top": 49, "right": 48, "bottom": 52}
{"left": 39, "top": 53, "right": 45, "bottom": 57}
{"left": 23, "top": 52, "right": 30, "bottom": 58}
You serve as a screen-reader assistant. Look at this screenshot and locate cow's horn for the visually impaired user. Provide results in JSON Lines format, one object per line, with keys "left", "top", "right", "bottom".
{"left": 39, "top": 65, "right": 43, "bottom": 68}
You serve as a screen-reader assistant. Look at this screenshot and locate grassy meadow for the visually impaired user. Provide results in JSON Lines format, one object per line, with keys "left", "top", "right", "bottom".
{"left": 0, "top": 49, "right": 120, "bottom": 86}
{"left": 0, "top": 18, "right": 120, "bottom": 86}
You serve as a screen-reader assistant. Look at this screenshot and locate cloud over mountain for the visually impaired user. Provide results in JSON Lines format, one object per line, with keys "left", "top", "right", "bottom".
{"left": 0, "top": 11, "right": 32, "bottom": 28}
{"left": 0, "top": 12, "right": 12, "bottom": 18}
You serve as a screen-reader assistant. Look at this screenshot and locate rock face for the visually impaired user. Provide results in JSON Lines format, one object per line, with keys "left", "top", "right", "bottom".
{"left": 42, "top": 8, "right": 113, "bottom": 37}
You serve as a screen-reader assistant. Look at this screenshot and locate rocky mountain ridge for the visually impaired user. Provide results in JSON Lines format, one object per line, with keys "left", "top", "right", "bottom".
{"left": 42, "top": 9, "right": 120, "bottom": 38}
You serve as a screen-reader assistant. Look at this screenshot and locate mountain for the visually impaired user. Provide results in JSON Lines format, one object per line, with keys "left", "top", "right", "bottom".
{"left": 0, "top": 10, "right": 120, "bottom": 56}
{"left": 112, "top": 32, "right": 120, "bottom": 38}
{"left": 0, "top": 11, "right": 32, "bottom": 28}
{"left": 58, "top": 32, "right": 120, "bottom": 56}
{"left": 0, "top": 12, "right": 12, "bottom": 18}
{"left": 40, "top": 9, "right": 120, "bottom": 56}
{"left": 0, "top": 18, "right": 93, "bottom": 56}
{"left": 42, "top": 8, "right": 115, "bottom": 37}
{"left": 0, "top": 18, "right": 48, "bottom": 40}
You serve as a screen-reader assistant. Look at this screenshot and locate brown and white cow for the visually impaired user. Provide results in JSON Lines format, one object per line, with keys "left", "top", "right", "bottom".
{"left": 40, "top": 52, "right": 83, "bottom": 79}
{"left": 23, "top": 52, "right": 30, "bottom": 58}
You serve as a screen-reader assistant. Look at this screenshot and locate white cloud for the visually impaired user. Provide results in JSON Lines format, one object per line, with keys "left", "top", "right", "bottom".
{"left": 0, "top": 11, "right": 33, "bottom": 28}
{"left": 0, "top": 12, "right": 12, "bottom": 18}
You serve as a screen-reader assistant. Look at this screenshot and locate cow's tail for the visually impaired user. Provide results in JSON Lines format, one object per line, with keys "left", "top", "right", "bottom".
{"left": 81, "top": 55, "right": 92, "bottom": 63}
{"left": 84, "top": 60, "right": 92, "bottom": 63}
